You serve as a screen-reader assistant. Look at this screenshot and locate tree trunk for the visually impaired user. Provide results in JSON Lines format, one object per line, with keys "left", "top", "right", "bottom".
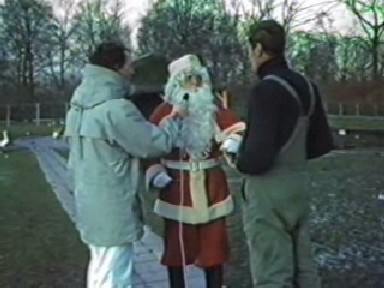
{"left": 59, "top": 37, "right": 66, "bottom": 98}
{"left": 371, "top": 34, "right": 379, "bottom": 80}
{"left": 25, "top": 22, "right": 34, "bottom": 100}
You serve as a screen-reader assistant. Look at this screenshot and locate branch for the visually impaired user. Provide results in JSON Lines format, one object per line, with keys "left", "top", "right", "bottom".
{"left": 297, "top": 0, "right": 337, "bottom": 10}
{"left": 344, "top": 0, "right": 374, "bottom": 28}
{"left": 280, "top": 0, "right": 339, "bottom": 31}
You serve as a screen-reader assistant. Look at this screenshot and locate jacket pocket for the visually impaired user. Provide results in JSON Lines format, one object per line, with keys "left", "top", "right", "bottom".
{"left": 105, "top": 139, "right": 118, "bottom": 146}
{"left": 240, "top": 179, "right": 248, "bottom": 203}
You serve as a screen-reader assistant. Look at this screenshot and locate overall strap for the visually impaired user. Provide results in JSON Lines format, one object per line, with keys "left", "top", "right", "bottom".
{"left": 264, "top": 75, "right": 304, "bottom": 116}
{"left": 263, "top": 74, "right": 314, "bottom": 153}
{"left": 303, "top": 76, "right": 316, "bottom": 118}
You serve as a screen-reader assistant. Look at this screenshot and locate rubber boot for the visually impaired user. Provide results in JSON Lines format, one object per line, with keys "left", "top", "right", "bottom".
{"left": 205, "top": 265, "right": 223, "bottom": 288}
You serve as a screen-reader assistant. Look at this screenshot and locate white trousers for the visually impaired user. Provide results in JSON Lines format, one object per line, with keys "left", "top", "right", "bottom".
{"left": 87, "top": 244, "right": 134, "bottom": 288}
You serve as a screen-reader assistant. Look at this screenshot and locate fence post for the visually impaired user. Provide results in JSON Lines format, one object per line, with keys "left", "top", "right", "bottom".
{"left": 5, "top": 104, "right": 11, "bottom": 127}
{"left": 338, "top": 103, "right": 343, "bottom": 116}
{"left": 35, "top": 103, "right": 40, "bottom": 127}
{"left": 65, "top": 102, "right": 69, "bottom": 114}
{"left": 355, "top": 103, "right": 360, "bottom": 116}
{"left": 222, "top": 91, "right": 228, "bottom": 109}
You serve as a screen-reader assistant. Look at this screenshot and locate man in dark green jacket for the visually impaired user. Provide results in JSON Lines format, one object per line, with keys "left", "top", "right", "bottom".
{"left": 236, "top": 20, "right": 333, "bottom": 287}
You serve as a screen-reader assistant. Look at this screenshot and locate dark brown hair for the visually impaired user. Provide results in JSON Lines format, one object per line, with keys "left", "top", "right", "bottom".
{"left": 248, "top": 20, "right": 286, "bottom": 56}
{"left": 88, "top": 42, "right": 126, "bottom": 70}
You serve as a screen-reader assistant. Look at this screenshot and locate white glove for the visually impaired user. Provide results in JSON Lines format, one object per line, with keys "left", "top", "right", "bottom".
{"left": 221, "top": 138, "right": 240, "bottom": 154}
{"left": 152, "top": 171, "right": 172, "bottom": 189}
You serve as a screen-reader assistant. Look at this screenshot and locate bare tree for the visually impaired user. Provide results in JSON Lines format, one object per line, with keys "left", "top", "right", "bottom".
{"left": 279, "top": 0, "right": 338, "bottom": 33}
{"left": 230, "top": 0, "right": 338, "bottom": 33}
{"left": 0, "top": 0, "right": 54, "bottom": 100}
{"left": 43, "top": 0, "right": 80, "bottom": 94}
{"left": 73, "top": 0, "right": 129, "bottom": 58}
{"left": 314, "top": 11, "right": 371, "bottom": 81}
{"left": 340, "top": 0, "right": 384, "bottom": 79}
{"left": 228, "top": 0, "right": 275, "bottom": 22}
{"left": 137, "top": 0, "right": 248, "bottom": 86}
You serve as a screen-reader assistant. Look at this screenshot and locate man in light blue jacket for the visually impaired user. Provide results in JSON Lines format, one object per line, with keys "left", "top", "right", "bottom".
{"left": 64, "top": 42, "right": 180, "bottom": 288}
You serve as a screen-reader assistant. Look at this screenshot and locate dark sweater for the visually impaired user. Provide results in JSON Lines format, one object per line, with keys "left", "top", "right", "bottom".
{"left": 236, "top": 56, "right": 334, "bottom": 175}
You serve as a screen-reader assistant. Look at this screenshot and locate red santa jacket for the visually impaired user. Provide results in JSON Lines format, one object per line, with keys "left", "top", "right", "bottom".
{"left": 146, "top": 102, "right": 245, "bottom": 224}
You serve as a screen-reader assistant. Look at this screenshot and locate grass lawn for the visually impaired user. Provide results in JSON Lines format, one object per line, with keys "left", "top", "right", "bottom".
{"left": 0, "top": 151, "right": 87, "bottom": 287}
{"left": 1, "top": 120, "right": 383, "bottom": 287}
{"left": 0, "top": 122, "right": 61, "bottom": 140}
{"left": 1, "top": 115, "right": 384, "bottom": 138}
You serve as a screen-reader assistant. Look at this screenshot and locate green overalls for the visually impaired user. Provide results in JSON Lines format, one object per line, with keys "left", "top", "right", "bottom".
{"left": 242, "top": 75, "right": 322, "bottom": 288}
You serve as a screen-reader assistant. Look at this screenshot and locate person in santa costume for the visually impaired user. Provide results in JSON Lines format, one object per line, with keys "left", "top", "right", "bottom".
{"left": 146, "top": 54, "right": 245, "bottom": 288}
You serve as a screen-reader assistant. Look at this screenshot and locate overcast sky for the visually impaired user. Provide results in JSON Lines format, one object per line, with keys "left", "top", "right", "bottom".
{"left": 122, "top": 0, "right": 357, "bottom": 47}
{"left": 47, "top": 0, "right": 359, "bottom": 47}
{"left": 124, "top": 0, "right": 356, "bottom": 30}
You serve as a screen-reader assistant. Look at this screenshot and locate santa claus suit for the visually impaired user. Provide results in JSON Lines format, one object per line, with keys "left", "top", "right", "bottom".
{"left": 146, "top": 55, "right": 245, "bottom": 288}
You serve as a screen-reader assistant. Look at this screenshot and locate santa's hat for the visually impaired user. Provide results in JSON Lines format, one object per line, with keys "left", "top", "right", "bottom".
{"left": 168, "top": 54, "right": 202, "bottom": 77}
{"left": 164, "top": 55, "right": 212, "bottom": 103}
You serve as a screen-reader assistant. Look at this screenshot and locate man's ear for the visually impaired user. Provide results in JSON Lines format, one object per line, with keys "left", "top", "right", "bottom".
{"left": 255, "top": 43, "right": 263, "bottom": 57}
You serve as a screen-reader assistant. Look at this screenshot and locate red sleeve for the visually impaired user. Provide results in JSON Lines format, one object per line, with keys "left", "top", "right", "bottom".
{"left": 143, "top": 103, "right": 173, "bottom": 169}
{"left": 216, "top": 107, "right": 242, "bottom": 130}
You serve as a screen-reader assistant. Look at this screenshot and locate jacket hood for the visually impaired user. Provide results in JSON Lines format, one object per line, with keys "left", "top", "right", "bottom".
{"left": 71, "top": 64, "right": 128, "bottom": 109}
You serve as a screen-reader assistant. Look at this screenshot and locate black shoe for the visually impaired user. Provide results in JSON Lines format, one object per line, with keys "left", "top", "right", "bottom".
{"left": 168, "top": 266, "right": 185, "bottom": 288}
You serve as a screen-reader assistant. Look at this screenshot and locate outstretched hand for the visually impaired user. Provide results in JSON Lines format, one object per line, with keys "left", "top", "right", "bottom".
{"left": 160, "top": 106, "right": 188, "bottom": 123}
{"left": 170, "top": 106, "right": 189, "bottom": 118}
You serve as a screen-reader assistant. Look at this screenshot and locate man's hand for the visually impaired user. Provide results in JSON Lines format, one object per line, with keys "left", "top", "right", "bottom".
{"left": 220, "top": 137, "right": 241, "bottom": 169}
{"left": 170, "top": 105, "right": 189, "bottom": 118}
{"left": 159, "top": 106, "right": 188, "bottom": 125}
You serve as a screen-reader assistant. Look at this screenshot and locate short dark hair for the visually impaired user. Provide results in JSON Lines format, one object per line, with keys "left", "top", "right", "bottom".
{"left": 89, "top": 42, "right": 126, "bottom": 70}
{"left": 248, "top": 20, "right": 286, "bottom": 56}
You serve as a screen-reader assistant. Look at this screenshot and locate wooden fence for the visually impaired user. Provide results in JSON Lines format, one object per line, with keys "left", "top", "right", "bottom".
{"left": 1, "top": 101, "right": 384, "bottom": 128}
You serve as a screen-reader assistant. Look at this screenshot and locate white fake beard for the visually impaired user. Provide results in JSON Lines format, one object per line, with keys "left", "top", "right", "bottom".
{"left": 167, "top": 86, "right": 217, "bottom": 160}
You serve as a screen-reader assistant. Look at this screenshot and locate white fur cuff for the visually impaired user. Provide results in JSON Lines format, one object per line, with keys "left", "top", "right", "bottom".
{"left": 223, "top": 122, "right": 246, "bottom": 135}
{"left": 215, "top": 122, "right": 246, "bottom": 143}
